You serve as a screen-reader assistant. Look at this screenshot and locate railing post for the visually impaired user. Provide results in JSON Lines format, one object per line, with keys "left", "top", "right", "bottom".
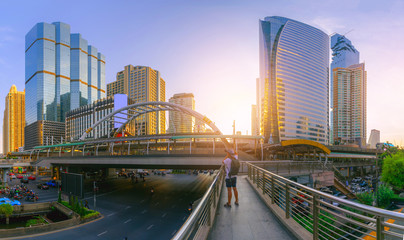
{"left": 312, "top": 195, "right": 319, "bottom": 240}
{"left": 253, "top": 167, "right": 256, "bottom": 184}
{"left": 207, "top": 198, "right": 211, "bottom": 226}
{"left": 376, "top": 216, "right": 384, "bottom": 240}
{"left": 285, "top": 183, "right": 290, "bottom": 219}
{"left": 271, "top": 175, "right": 275, "bottom": 204}
{"left": 262, "top": 172, "right": 266, "bottom": 194}
{"left": 248, "top": 164, "right": 251, "bottom": 179}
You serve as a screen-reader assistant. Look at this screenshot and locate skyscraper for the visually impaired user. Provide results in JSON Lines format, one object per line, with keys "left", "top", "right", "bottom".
{"left": 258, "top": 16, "right": 329, "bottom": 144}
{"left": 107, "top": 65, "right": 166, "bottom": 135}
{"left": 330, "top": 33, "right": 360, "bottom": 144}
{"left": 333, "top": 63, "right": 367, "bottom": 146}
{"left": 251, "top": 104, "right": 259, "bottom": 136}
{"left": 25, "top": 22, "right": 105, "bottom": 149}
{"left": 368, "top": 129, "right": 380, "bottom": 149}
{"left": 168, "top": 93, "right": 195, "bottom": 133}
{"left": 3, "top": 85, "right": 25, "bottom": 153}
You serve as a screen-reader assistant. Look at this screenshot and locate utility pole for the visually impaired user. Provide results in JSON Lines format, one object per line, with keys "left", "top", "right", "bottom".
{"left": 93, "top": 181, "right": 97, "bottom": 209}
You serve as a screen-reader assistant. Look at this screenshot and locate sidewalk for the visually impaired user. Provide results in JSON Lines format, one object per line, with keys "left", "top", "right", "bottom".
{"left": 208, "top": 175, "right": 297, "bottom": 240}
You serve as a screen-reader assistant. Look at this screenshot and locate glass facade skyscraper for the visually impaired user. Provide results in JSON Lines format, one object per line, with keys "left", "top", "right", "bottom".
{"left": 25, "top": 22, "right": 105, "bottom": 149}
{"left": 259, "top": 16, "right": 329, "bottom": 144}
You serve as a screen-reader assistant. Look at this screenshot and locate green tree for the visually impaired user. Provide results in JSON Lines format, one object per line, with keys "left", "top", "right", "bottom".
{"left": 0, "top": 203, "right": 14, "bottom": 224}
{"left": 376, "top": 183, "right": 395, "bottom": 208}
{"left": 356, "top": 192, "right": 374, "bottom": 206}
{"left": 381, "top": 150, "right": 404, "bottom": 190}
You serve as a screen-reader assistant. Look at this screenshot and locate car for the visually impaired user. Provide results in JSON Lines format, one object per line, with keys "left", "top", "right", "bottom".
{"left": 21, "top": 178, "right": 29, "bottom": 184}
{"left": 352, "top": 177, "right": 362, "bottom": 183}
{"left": 364, "top": 176, "right": 373, "bottom": 181}
{"left": 28, "top": 175, "right": 36, "bottom": 180}
{"left": 10, "top": 174, "right": 16, "bottom": 179}
{"left": 0, "top": 197, "right": 21, "bottom": 206}
{"left": 8, "top": 173, "right": 15, "bottom": 176}
{"left": 37, "top": 183, "right": 49, "bottom": 190}
{"left": 46, "top": 180, "right": 57, "bottom": 187}
{"left": 16, "top": 174, "right": 23, "bottom": 179}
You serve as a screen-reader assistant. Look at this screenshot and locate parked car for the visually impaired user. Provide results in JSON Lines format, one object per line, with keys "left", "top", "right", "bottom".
{"left": 10, "top": 174, "right": 16, "bottom": 179}
{"left": 46, "top": 180, "right": 57, "bottom": 187}
{"left": 352, "top": 177, "right": 362, "bottom": 183}
{"left": 8, "top": 173, "right": 15, "bottom": 176}
{"left": 37, "top": 183, "right": 49, "bottom": 190}
{"left": 28, "top": 175, "right": 36, "bottom": 180}
{"left": 16, "top": 174, "right": 23, "bottom": 179}
{"left": 21, "top": 178, "right": 29, "bottom": 184}
{"left": 0, "top": 197, "right": 21, "bottom": 206}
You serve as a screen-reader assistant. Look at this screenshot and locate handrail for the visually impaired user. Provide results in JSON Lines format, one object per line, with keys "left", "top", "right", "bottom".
{"left": 246, "top": 162, "right": 404, "bottom": 240}
{"left": 172, "top": 165, "right": 225, "bottom": 240}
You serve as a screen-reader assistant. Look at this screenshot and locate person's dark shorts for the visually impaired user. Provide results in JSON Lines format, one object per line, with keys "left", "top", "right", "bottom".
{"left": 225, "top": 177, "right": 237, "bottom": 188}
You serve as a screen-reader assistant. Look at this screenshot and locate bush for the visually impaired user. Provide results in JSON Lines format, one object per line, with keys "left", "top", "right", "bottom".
{"left": 356, "top": 192, "right": 374, "bottom": 206}
{"left": 81, "top": 211, "right": 100, "bottom": 220}
{"left": 26, "top": 216, "right": 46, "bottom": 227}
{"left": 381, "top": 150, "right": 404, "bottom": 189}
{"left": 376, "top": 183, "right": 395, "bottom": 208}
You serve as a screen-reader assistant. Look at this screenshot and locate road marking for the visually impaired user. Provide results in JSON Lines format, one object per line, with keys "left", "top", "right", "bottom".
{"left": 124, "top": 219, "right": 132, "bottom": 224}
{"left": 171, "top": 230, "right": 177, "bottom": 236}
{"left": 125, "top": 206, "right": 131, "bottom": 209}
{"left": 107, "top": 213, "right": 115, "bottom": 217}
{"left": 97, "top": 231, "right": 107, "bottom": 236}
{"left": 162, "top": 213, "right": 167, "bottom": 218}
{"left": 142, "top": 210, "right": 147, "bottom": 214}
{"left": 147, "top": 225, "right": 154, "bottom": 230}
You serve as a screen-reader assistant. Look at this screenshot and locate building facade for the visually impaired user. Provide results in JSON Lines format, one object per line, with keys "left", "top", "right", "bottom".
{"left": 66, "top": 94, "right": 133, "bottom": 141}
{"left": 333, "top": 63, "right": 367, "bottom": 146}
{"left": 330, "top": 34, "right": 360, "bottom": 144}
{"left": 167, "top": 93, "right": 195, "bottom": 133}
{"left": 368, "top": 129, "right": 380, "bottom": 149}
{"left": 259, "top": 16, "right": 329, "bottom": 144}
{"left": 107, "top": 65, "right": 166, "bottom": 135}
{"left": 3, "top": 85, "right": 25, "bottom": 153}
{"left": 251, "top": 104, "right": 259, "bottom": 136}
{"left": 25, "top": 22, "right": 105, "bottom": 149}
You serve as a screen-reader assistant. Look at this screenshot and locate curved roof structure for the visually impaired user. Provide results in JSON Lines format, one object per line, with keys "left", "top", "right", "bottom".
{"left": 264, "top": 139, "right": 331, "bottom": 155}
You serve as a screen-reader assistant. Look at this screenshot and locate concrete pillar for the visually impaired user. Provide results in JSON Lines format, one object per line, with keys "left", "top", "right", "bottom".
{"left": 3, "top": 169, "right": 8, "bottom": 186}
{"left": 51, "top": 164, "right": 55, "bottom": 179}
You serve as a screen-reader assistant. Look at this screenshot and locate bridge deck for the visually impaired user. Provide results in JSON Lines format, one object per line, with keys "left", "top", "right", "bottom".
{"left": 208, "top": 175, "right": 296, "bottom": 240}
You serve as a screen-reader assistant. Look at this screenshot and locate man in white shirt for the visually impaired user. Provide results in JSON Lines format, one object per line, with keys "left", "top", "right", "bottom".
{"left": 223, "top": 149, "right": 239, "bottom": 207}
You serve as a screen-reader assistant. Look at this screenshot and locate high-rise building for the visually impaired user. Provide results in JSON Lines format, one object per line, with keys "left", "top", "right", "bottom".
{"left": 167, "top": 93, "right": 195, "bottom": 133}
{"left": 330, "top": 34, "right": 360, "bottom": 144}
{"left": 368, "top": 129, "right": 380, "bottom": 149}
{"left": 333, "top": 63, "right": 367, "bottom": 146}
{"left": 3, "top": 85, "right": 25, "bottom": 153}
{"left": 65, "top": 94, "right": 133, "bottom": 141}
{"left": 107, "top": 65, "right": 166, "bottom": 135}
{"left": 25, "top": 22, "right": 105, "bottom": 149}
{"left": 251, "top": 104, "right": 259, "bottom": 136}
{"left": 258, "top": 16, "right": 329, "bottom": 144}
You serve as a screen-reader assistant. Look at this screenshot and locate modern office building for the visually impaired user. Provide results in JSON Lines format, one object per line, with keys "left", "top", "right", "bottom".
{"left": 3, "top": 85, "right": 25, "bottom": 153}
{"left": 258, "top": 16, "right": 329, "bottom": 144}
{"left": 368, "top": 129, "right": 380, "bottom": 149}
{"left": 65, "top": 94, "right": 133, "bottom": 141}
{"left": 251, "top": 104, "right": 259, "bottom": 136}
{"left": 333, "top": 63, "right": 367, "bottom": 146}
{"left": 330, "top": 33, "right": 360, "bottom": 144}
{"left": 24, "top": 22, "right": 105, "bottom": 149}
{"left": 167, "top": 93, "right": 195, "bottom": 133}
{"left": 107, "top": 65, "right": 166, "bottom": 135}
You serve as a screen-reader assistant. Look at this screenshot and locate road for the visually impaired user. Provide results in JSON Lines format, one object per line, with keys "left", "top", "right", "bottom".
{"left": 21, "top": 172, "right": 214, "bottom": 240}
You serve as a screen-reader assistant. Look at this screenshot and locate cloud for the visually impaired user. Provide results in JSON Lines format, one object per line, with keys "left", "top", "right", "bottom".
{"left": 309, "top": 17, "right": 346, "bottom": 35}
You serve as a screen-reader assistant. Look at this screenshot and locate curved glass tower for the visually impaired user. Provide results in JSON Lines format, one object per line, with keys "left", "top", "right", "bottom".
{"left": 259, "top": 16, "right": 329, "bottom": 144}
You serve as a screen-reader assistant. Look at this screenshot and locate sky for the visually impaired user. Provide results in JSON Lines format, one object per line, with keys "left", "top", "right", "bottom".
{"left": 1, "top": 0, "right": 404, "bottom": 153}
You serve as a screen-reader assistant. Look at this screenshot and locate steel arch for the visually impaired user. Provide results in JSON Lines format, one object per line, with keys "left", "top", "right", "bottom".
{"left": 79, "top": 101, "right": 231, "bottom": 149}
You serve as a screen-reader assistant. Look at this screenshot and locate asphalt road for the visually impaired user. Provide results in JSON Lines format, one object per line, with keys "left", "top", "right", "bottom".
{"left": 21, "top": 172, "right": 215, "bottom": 240}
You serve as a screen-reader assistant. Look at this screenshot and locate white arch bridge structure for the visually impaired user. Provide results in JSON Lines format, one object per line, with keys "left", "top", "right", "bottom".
{"left": 31, "top": 102, "right": 264, "bottom": 161}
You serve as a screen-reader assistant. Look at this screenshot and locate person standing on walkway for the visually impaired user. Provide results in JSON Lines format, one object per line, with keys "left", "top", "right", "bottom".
{"left": 223, "top": 149, "right": 239, "bottom": 207}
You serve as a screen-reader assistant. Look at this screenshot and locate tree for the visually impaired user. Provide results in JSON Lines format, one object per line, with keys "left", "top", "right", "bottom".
{"left": 0, "top": 204, "right": 14, "bottom": 224}
{"left": 376, "top": 183, "right": 395, "bottom": 208}
{"left": 381, "top": 150, "right": 404, "bottom": 190}
{"left": 356, "top": 192, "right": 374, "bottom": 206}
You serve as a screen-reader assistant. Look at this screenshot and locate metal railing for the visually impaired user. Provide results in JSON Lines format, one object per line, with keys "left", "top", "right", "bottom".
{"left": 246, "top": 162, "right": 404, "bottom": 240}
{"left": 172, "top": 165, "right": 225, "bottom": 240}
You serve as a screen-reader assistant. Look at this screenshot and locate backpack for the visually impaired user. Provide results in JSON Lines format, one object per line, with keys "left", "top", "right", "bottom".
{"left": 229, "top": 156, "right": 240, "bottom": 177}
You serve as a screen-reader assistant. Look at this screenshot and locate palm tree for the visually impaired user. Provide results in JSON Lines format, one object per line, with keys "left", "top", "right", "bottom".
{"left": 0, "top": 204, "right": 14, "bottom": 224}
